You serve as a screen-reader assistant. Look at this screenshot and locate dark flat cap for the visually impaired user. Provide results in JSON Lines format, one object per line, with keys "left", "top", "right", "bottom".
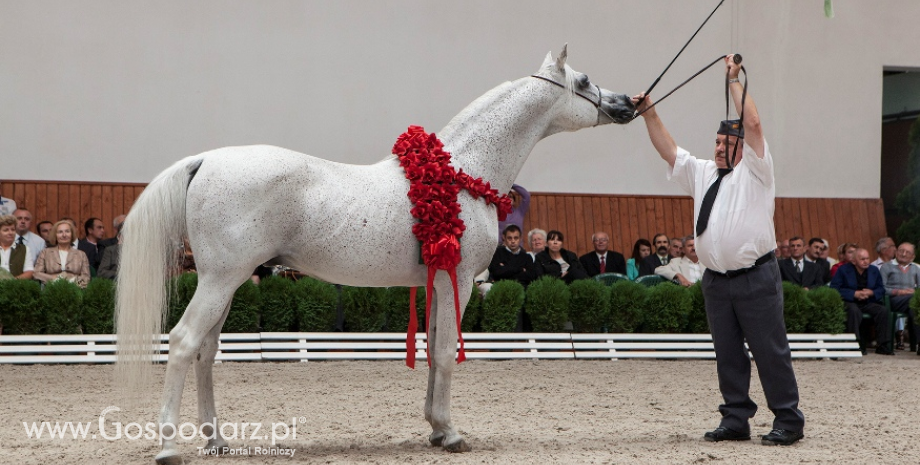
{"left": 717, "top": 119, "right": 744, "bottom": 138}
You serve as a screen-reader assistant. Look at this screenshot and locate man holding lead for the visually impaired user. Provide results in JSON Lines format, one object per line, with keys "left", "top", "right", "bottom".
{"left": 631, "top": 54, "right": 804, "bottom": 446}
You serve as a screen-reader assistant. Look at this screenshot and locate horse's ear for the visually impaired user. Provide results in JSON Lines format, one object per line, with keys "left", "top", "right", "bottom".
{"left": 541, "top": 51, "right": 554, "bottom": 70}
{"left": 555, "top": 44, "right": 568, "bottom": 70}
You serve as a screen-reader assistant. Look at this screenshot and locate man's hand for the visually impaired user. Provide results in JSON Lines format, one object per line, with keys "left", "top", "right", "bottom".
{"left": 676, "top": 274, "right": 692, "bottom": 287}
{"left": 631, "top": 93, "right": 655, "bottom": 118}
{"left": 854, "top": 289, "right": 872, "bottom": 301}
{"left": 725, "top": 54, "right": 741, "bottom": 80}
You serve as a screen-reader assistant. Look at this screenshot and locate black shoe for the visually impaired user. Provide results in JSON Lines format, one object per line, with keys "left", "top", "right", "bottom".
{"left": 875, "top": 347, "right": 895, "bottom": 355}
{"left": 704, "top": 427, "right": 751, "bottom": 442}
{"left": 761, "top": 429, "right": 804, "bottom": 446}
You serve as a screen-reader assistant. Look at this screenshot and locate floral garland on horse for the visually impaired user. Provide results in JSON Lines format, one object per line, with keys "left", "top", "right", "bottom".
{"left": 392, "top": 125, "right": 512, "bottom": 368}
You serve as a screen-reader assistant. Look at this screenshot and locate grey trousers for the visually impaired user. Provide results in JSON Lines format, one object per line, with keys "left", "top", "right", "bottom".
{"left": 701, "top": 259, "right": 805, "bottom": 433}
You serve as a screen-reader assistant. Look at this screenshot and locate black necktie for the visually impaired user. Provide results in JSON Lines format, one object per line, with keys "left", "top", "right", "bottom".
{"left": 696, "top": 168, "right": 733, "bottom": 236}
{"left": 16, "top": 236, "right": 25, "bottom": 246}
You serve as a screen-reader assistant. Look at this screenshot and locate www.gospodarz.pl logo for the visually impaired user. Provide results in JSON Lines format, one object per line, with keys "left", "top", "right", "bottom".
{"left": 23, "top": 406, "right": 301, "bottom": 447}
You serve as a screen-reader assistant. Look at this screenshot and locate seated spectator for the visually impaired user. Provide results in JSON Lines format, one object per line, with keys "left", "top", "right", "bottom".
{"left": 97, "top": 222, "right": 124, "bottom": 280}
{"left": 534, "top": 230, "right": 587, "bottom": 284}
{"left": 879, "top": 243, "right": 920, "bottom": 353}
{"left": 821, "top": 239, "right": 837, "bottom": 266}
{"left": 655, "top": 235, "right": 704, "bottom": 287}
{"left": 779, "top": 239, "right": 792, "bottom": 259}
{"left": 77, "top": 217, "right": 107, "bottom": 272}
{"left": 99, "top": 214, "right": 127, "bottom": 248}
{"left": 871, "top": 237, "right": 896, "bottom": 268}
{"left": 778, "top": 236, "right": 825, "bottom": 289}
{"left": 0, "top": 214, "right": 34, "bottom": 280}
{"left": 36, "top": 220, "right": 54, "bottom": 247}
{"left": 480, "top": 225, "right": 540, "bottom": 296}
{"left": 626, "top": 238, "right": 652, "bottom": 281}
{"left": 638, "top": 233, "right": 670, "bottom": 277}
{"left": 579, "top": 231, "right": 626, "bottom": 277}
{"left": 830, "top": 248, "right": 892, "bottom": 355}
{"left": 831, "top": 242, "right": 857, "bottom": 278}
{"left": 497, "top": 184, "right": 530, "bottom": 241}
{"left": 13, "top": 208, "right": 44, "bottom": 266}
{"left": 527, "top": 228, "right": 547, "bottom": 259}
{"left": 34, "top": 220, "right": 91, "bottom": 288}
{"left": 803, "top": 237, "right": 831, "bottom": 284}
{"left": 668, "top": 237, "right": 683, "bottom": 259}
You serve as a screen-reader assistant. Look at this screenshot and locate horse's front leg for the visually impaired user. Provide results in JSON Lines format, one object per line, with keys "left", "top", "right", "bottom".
{"left": 425, "top": 274, "right": 473, "bottom": 452}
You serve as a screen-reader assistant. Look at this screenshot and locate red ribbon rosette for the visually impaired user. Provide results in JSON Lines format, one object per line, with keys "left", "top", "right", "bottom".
{"left": 393, "top": 125, "right": 512, "bottom": 368}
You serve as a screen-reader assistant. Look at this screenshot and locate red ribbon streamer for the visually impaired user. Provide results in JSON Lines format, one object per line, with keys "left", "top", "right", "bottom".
{"left": 395, "top": 125, "right": 509, "bottom": 369}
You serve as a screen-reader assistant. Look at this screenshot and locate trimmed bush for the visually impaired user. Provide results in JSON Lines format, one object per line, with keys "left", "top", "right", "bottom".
{"left": 259, "top": 275, "right": 297, "bottom": 332}
{"left": 82, "top": 278, "right": 116, "bottom": 334}
{"left": 342, "top": 286, "right": 386, "bottom": 332}
{"left": 461, "top": 286, "right": 482, "bottom": 333}
{"left": 42, "top": 279, "right": 83, "bottom": 334}
{"left": 686, "top": 282, "right": 709, "bottom": 333}
{"left": 805, "top": 286, "right": 846, "bottom": 334}
{"left": 166, "top": 272, "right": 198, "bottom": 332}
{"left": 567, "top": 279, "right": 610, "bottom": 332}
{"left": 642, "top": 282, "right": 690, "bottom": 333}
{"left": 383, "top": 286, "right": 426, "bottom": 333}
{"left": 525, "top": 276, "right": 571, "bottom": 332}
{"left": 607, "top": 280, "right": 646, "bottom": 333}
{"left": 292, "top": 278, "right": 338, "bottom": 332}
{"left": 782, "top": 282, "right": 813, "bottom": 333}
{"left": 0, "top": 279, "right": 42, "bottom": 334}
{"left": 481, "top": 280, "right": 525, "bottom": 332}
{"left": 224, "top": 280, "right": 261, "bottom": 333}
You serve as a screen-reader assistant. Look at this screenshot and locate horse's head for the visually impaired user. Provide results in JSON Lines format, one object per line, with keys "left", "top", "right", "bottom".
{"left": 532, "top": 45, "right": 635, "bottom": 130}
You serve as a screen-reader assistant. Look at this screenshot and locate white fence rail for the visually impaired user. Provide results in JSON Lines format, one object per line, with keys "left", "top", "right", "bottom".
{"left": 0, "top": 332, "right": 861, "bottom": 364}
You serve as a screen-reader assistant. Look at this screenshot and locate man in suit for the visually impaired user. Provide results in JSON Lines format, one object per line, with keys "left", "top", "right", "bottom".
{"left": 77, "top": 217, "right": 106, "bottom": 271}
{"left": 804, "top": 237, "right": 831, "bottom": 284}
{"left": 779, "top": 236, "right": 824, "bottom": 289}
{"left": 655, "top": 236, "right": 705, "bottom": 286}
{"left": 831, "top": 248, "right": 893, "bottom": 355}
{"left": 579, "top": 231, "right": 626, "bottom": 277}
{"left": 638, "top": 233, "right": 670, "bottom": 277}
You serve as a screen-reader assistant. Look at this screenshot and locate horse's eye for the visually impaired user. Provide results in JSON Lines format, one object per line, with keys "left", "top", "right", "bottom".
{"left": 578, "top": 75, "right": 590, "bottom": 87}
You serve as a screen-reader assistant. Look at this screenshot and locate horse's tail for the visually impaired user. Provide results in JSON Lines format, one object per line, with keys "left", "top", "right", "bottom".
{"left": 115, "top": 154, "right": 204, "bottom": 399}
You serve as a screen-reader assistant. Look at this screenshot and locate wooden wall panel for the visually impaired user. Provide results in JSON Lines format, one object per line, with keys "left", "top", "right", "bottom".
{"left": 0, "top": 180, "right": 890, "bottom": 260}
{"left": 0, "top": 180, "right": 146, "bottom": 239}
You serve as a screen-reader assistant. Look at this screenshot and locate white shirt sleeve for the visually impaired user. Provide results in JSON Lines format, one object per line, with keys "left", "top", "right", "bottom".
{"left": 666, "top": 147, "right": 699, "bottom": 196}
{"left": 741, "top": 139, "right": 773, "bottom": 186}
{"left": 22, "top": 246, "right": 34, "bottom": 272}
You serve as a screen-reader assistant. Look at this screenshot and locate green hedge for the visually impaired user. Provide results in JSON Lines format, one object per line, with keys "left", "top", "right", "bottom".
{"left": 607, "top": 280, "right": 646, "bottom": 333}
{"left": 526, "top": 276, "right": 570, "bottom": 332}
{"left": 566, "top": 279, "right": 609, "bottom": 333}
{"left": 0, "top": 272, "right": 848, "bottom": 336}
{"left": 642, "top": 283, "right": 690, "bottom": 333}
{"left": 482, "top": 280, "right": 525, "bottom": 332}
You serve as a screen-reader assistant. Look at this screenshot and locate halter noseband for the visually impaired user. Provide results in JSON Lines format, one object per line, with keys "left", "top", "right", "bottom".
{"left": 529, "top": 74, "right": 614, "bottom": 126}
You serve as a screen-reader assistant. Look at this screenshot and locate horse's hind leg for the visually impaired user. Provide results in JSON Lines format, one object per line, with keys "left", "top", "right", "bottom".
{"left": 425, "top": 274, "right": 473, "bottom": 453}
{"left": 155, "top": 276, "right": 237, "bottom": 465}
{"left": 194, "top": 301, "right": 232, "bottom": 453}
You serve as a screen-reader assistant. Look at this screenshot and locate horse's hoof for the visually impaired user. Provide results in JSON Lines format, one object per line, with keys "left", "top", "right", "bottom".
{"left": 154, "top": 451, "right": 184, "bottom": 465}
{"left": 205, "top": 437, "right": 229, "bottom": 452}
{"left": 429, "top": 432, "right": 445, "bottom": 447}
{"left": 443, "top": 438, "right": 472, "bottom": 453}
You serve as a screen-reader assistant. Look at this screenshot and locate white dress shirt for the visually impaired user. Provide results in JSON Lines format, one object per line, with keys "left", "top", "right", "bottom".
{"left": 0, "top": 243, "right": 33, "bottom": 273}
{"left": 16, "top": 231, "right": 45, "bottom": 265}
{"left": 668, "top": 140, "right": 776, "bottom": 273}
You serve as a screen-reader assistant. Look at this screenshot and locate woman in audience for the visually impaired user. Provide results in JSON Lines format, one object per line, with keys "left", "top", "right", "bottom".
{"left": 527, "top": 228, "right": 547, "bottom": 259}
{"left": 626, "top": 238, "right": 652, "bottom": 280}
{"left": 830, "top": 242, "right": 857, "bottom": 278}
{"left": 33, "top": 220, "right": 91, "bottom": 288}
{"left": 534, "top": 230, "right": 587, "bottom": 284}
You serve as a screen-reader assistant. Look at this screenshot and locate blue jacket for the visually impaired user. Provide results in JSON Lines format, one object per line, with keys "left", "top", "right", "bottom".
{"left": 830, "top": 262, "right": 884, "bottom": 303}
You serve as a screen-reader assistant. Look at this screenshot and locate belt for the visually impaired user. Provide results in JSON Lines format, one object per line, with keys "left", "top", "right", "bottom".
{"left": 709, "top": 252, "right": 775, "bottom": 278}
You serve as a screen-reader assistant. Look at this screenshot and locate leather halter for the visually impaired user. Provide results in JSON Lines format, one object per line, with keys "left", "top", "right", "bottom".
{"left": 529, "top": 74, "right": 614, "bottom": 126}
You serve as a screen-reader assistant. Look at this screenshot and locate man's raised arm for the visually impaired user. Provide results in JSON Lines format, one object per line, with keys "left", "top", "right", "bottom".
{"left": 726, "top": 54, "right": 764, "bottom": 158}
{"left": 631, "top": 93, "right": 678, "bottom": 168}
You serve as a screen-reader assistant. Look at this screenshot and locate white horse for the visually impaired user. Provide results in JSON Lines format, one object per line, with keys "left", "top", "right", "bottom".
{"left": 115, "top": 45, "right": 635, "bottom": 464}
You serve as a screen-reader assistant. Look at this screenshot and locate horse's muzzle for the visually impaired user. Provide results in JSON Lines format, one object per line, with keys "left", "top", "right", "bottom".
{"left": 600, "top": 92, "right": 637, "bottom": 124}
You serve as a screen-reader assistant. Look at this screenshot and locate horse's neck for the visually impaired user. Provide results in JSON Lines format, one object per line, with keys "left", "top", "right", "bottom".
{"left": 438, "top": 78, "right": 558, "bottom": 194}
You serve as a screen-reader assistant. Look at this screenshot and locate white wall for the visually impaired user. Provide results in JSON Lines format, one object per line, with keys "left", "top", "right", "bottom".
{"left": 2, "top": 0, "right": 918, "bottom": 198}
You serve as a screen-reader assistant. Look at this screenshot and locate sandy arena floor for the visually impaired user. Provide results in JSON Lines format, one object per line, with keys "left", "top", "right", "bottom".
{"left": 1, "top": 354, "right": 917, "bottom": 464}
